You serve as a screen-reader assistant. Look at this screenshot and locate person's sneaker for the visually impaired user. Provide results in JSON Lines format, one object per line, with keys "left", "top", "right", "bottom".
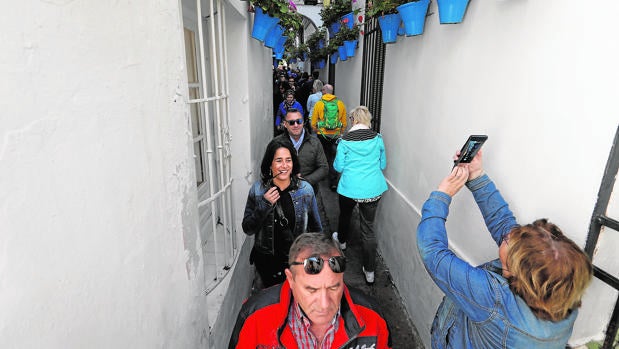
{"left": 331, "top": 232, "right": 346, "bottom": 251}
{"left": 363, "top": 267, "right": 375, "bottom": 284}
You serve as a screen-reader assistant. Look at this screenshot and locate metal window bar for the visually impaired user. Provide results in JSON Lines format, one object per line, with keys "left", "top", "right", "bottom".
{"left": 584, "top": 125, "right": 619, "bottom": 349}
{"left": 359, "top": 16, "right": 385, "bottom": 133}
{"left": 189, "top": 0, "right": 236, "bottom": 294}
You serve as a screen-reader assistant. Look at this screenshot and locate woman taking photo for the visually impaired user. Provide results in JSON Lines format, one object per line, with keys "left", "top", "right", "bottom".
{"left": 242, "top": 139, "right": 322, "bottom": 288}
{"left": 417, "top": 149, "right": 593, "bottom": 348}
{"left": 333, "top": 106, "right": 387, "bottom": 285}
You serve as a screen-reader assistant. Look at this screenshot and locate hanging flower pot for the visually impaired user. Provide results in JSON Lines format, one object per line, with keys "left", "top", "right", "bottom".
{"left": 398, "top": 21, "right": 405, "bottom": 36}
{"left": 397, "top": 0, "right": 430, "bottom": 36}
{"left": 251, "top": 7, "right": 280, "bottom": 42}
{"left": 344, "top": 40, "right": 357, "bottom": 57}
{"left": 264, "top": 25, "right": 285, "bottom": 48}
{"left": 437, "top": 0, "right": 470, "bottom": 24}
{"left": 377, "top": 13, "right": 401, "bottom": 44}
{"left": 274, "top": 50, "right": 284, "bottom": 60}
{"left": 316, "top": 59, "right": 326, "bottom": 69}
{"left": 330, "top": 51, "right": 339, "bottom": 64}
{"left": 341, "top": 12, "right": 354, "bottom": 29}
{"left": 273, "top": 36, "right": 286, "bottom": 57}
{"left": 318, "top": 39, "right": 325, "bottom": 49}
{"left": 329, "top": 21, "right": 341, "bottom": 38}
{"left": 338, "top": 45, "right": 348, "bottom": 61}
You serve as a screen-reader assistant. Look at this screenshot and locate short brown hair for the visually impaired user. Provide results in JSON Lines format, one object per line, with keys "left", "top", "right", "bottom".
{"left": 506, "top": 219, "right": 593, "bottom": 321}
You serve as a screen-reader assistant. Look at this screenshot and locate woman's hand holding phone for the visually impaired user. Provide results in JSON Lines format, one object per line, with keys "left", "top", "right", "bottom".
{"left": 438, "top": 166, "right": 469, "bottom": 197}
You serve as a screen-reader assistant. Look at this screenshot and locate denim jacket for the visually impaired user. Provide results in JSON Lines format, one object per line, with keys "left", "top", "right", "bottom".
{"left": 242, "top": 178, "right": 322, "bottom": 256}
{"left": 417, "top": 174, "right": 579, "bottom": 349}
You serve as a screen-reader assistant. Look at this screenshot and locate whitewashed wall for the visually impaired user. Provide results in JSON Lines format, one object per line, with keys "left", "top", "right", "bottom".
{"left": 208, "top": 1, "right": 280, "bottom": 347}
{"left": 335, "top": 0, "right": 619, "bottom": 347}
{"left": 0, "top": 1, "right": 210, "bottom": 348}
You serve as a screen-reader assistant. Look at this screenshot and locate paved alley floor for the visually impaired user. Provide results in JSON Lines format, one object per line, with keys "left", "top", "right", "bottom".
{"left": 316, "top": 179, "right": 425, "bottom": 349}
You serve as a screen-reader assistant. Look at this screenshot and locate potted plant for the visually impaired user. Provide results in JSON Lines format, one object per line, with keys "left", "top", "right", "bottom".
{"left": 320, "top": 0, "right": 353, "bottom": 37}
{"left": 249, "top": 0, "right": 295, "bottom": 42}
{"left": 307, "top": 28, "right": 327, "bottom": 51}
{"left": 287, "top": 43, "right": 309, "bottom": 61}
{"left": 396, "top": 0, "right": 430, "bottom": 36}
{"left": 437, "top": 0, "right": 470, "bottom": 24}
{"left": 366, "top": 0, "right": 407, "bottom": 43}
{"left": 309, "top": 46, "right": 328, "bottom": 69}
{"left": 327, "top": 40, "right": 340, "bottom": 64}
{"left": 336, "top": 24, "right": 360, "bottom": 57}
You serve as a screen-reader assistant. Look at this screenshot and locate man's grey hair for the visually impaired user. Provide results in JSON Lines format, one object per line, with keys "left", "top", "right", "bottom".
{"left": 322, "top": 84, "right": 334, "bottom": 94}
{"left": 288, "top": 232, "right": 342, "bottom": 266}
{"left": 313, "top": 79, "right": 323, "bottom": 92}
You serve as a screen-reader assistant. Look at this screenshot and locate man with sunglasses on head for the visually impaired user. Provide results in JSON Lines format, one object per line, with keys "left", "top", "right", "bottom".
{"left": 228, "top": 233, "right": 392, "bottom": 349}
{"left": 274, "top": 108, "right": 328, "bottom": 192}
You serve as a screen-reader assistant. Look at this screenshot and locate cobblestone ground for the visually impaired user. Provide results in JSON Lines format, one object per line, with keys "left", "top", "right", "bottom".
{"left": 315, "top": 179, "right": 425, "bottom": 349}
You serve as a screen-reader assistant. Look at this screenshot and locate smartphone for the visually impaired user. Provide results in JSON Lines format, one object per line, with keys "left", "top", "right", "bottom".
{"left": 453, "top": 135, "right": 488, "bottom": 166}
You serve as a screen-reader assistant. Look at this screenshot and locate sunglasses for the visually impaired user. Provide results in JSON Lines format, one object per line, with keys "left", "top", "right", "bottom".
{"left": 286, "top": 118, "right": 304, "bottom": 125}
{"left": 290, "top": 255, "right": 346, "bottom": 275}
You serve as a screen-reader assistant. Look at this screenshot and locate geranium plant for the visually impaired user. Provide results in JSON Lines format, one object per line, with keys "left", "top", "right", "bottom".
{"left": 320, "top": 0, "right": 354, "bottom": 26}
{"left": 306, "top": 28, "right": 327, "bottom": 51}
{"left": 336, "top": 24, "right": 360, "bottom": 42}
{"left": 366, "top": 0, "right": 409, "bottom": 17}
{"left": 250, "top": 0, "right": 295, "bottom": 17}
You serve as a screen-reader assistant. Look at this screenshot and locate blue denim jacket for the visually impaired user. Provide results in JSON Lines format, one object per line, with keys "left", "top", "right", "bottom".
{"left": 417, "top": 174, "right": 579, "bottom": 349}
{"left": 242, "top": 178, "right": 322, "bottom": 256}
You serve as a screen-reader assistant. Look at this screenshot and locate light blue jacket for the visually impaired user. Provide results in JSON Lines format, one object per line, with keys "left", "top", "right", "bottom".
{"left": 417, "top": 174, "right": 579, "bottom": 349}
{"left": 333, "top": 129, "right": 387, "bottom": 199}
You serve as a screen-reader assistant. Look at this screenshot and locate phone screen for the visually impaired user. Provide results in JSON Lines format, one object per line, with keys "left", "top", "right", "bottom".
{"left": 454, "top": 135, "right": 488, "bottom": 165}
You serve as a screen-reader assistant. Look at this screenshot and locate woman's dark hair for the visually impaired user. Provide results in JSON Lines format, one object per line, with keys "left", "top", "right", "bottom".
{"left": 278, "top": 81, "right": 291, "bottom": 91}
{"left": 285, "top": 90, "right": 295, "bottom": 98}
{"left": 260, "top": 139, "right": 300, "bottom": 185}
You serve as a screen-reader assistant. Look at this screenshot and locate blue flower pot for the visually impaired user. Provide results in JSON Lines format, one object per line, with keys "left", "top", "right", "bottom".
{"left": 377, "top": 13, "right": 401, "bottom": 44}
{"left": 317, "top": 59, "right": 326, "bottom": 69}
{"left": 341, "top": 12, "right": 354, "bottom": 29}
{"left": 344, "top": 40, "right": 357, "bottom": 57}
{"left": 330, "top": 51, "right": 339, "bottom": 64}
{"left": 398, "top": 21, "right": 405, "bottom": 36}
{"left": 274, "top": 51, "right": 284, "bottom": 60}
{"left": 338, "top": 46, "right": 348, "bottom": 61}
{"left": 318, "top": 39, "right": 325, "bottom": 49}
{"left": 329, "top": 21, "right": 341, "bottom": 38}
{"left": 264, "top": 25, "right": 285, "bottom": 48}
{"left": 273, "top": 36, "right": 286, "bottom": 56}
{"left": 251, "top": 7, "right": 279, "bottom": 42}
{"left": 397, "top": 0, "right": 430, "bottom": 36}
{"left": 437, "top": 0, "right": 470, "bottom": 24}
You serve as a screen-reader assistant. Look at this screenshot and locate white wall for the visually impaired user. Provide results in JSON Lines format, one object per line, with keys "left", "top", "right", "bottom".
{"left": 0, "top": 1, "right": 209, "bottom": 347}
{"left": 207, "top": 1, "right": 279, "bottom": 347}
{"left": 372, "top": 1, "right": 619, "bottom": 347}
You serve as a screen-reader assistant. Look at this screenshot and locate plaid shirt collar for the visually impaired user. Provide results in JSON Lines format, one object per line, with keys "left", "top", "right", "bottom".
{"left": 288, "top": 298, "right": 340, "bottom": 349}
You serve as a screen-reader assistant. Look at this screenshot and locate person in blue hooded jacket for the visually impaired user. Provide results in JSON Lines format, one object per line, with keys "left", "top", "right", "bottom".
{"left": 417, "top": 149, "right": 593, "bottom": 349}
{"left": 332, "top": 106, "right": 387, "bottom": 284}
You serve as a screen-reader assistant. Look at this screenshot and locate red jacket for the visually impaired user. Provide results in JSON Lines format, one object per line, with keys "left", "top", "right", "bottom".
{"left": 229, "top": 280, "right": 392, "bottom": 348}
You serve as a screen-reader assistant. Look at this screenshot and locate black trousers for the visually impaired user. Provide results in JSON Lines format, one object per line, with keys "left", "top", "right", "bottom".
{"left": 318, "top": 134, "right": 339, "bottom": 187}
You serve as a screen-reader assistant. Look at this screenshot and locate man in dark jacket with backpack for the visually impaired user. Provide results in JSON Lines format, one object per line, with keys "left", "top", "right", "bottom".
{"left": 311, "top": 84, "right": 347, "bottom": 190}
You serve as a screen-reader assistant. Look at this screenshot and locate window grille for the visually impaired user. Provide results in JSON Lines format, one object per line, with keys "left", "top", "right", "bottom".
{"left": 182, "top": 0, "right": 237, "bottom": 295}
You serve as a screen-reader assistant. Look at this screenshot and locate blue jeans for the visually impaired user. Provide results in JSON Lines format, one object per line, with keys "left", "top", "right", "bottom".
{"left": 338, "top": 195, "right": 380, "bottom": 271}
